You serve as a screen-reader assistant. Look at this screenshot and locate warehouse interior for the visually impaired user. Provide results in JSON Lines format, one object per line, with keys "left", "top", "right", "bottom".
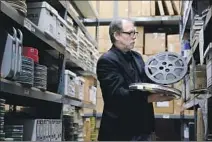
{"left": 0, "top": 0, "right": 211, "bottom": 141}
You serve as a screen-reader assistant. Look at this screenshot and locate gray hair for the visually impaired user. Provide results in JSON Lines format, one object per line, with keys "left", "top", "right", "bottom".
{"left": 109, "top": 18, "right": 134, "bottom": 43}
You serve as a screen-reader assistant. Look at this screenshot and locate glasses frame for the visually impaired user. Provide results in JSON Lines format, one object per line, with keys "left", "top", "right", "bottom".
{"left": 121, "top": 31, "right": 139, "bottom": 37}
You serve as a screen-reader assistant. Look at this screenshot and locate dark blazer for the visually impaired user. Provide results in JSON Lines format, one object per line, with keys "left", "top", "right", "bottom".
{"left": 96, "top": 45, "right": 155, "bottom": 141}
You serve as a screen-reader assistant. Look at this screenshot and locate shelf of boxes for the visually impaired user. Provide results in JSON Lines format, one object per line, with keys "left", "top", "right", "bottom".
{"left": 0, "top": 0, "right": 99, "bottom": 141}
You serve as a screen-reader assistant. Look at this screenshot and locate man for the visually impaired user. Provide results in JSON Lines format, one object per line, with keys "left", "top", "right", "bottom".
{"left": 96, "top": 18, "right": 174, "bottom": 141}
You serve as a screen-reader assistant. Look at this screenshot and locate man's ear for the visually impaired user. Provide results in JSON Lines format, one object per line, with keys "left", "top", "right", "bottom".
{"left": 114, "top": 32, "right": 120, "bottom": 41}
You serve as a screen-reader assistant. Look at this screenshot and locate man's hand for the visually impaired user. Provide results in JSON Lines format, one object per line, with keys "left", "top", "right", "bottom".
{"left": 147, "top": 94, "right": 174, "bottom": 103}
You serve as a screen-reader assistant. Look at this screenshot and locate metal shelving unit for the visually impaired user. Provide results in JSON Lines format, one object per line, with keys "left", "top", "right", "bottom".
{"left": 83, "top": 15, "right": 180, "bottom": 26}
{"left": 59, "top": 1, "right": 98, "bottom": 48}
{"left": 0, "top": 1, "right": 65, "bottom": 55}
{"left": 0, "top": 1, "right": 97, "bottom": 110}
{"left": 83, "top": 113, "right": 194, "bottom": 120}
{"left": 180, "top": 0, "right": 212, "bottom": 140}
{"left": 0, "top": 0, "right": 100, "bottom": 141}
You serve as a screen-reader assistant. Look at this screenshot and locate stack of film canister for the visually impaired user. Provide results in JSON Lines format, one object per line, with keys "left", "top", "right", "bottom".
{"left": 4, "top": 125, "right": 24, "bottom": 141}
{"left": 63, "top": 114, "right": 74, "bottom": 141}
{"left": 23, "top": 47, "right": 39, "bottom": 63}
{"left": 16, "top": 56, "right": 34, "bottom": 86}
{"left": 34, "top": 63, "right": 47, "bottom": 91}
{"left": 0, "top": 99, "right": 6, "bottom": 141}
{"left": 23, "top": 46, "right": 48, "bottom": 90}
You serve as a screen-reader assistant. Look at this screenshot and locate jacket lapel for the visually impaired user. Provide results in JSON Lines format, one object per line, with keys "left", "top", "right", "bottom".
{"left": 110, "top": 46, "right": 134, "bottom": 82}
{"left": 132, "top": 53, "right": 145, "bottom": 80}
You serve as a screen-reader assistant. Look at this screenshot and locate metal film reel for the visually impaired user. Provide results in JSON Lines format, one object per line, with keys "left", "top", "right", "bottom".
{"left": 144, "top": 52, "right": 188, "bottom": 85}
{"left": 129, "top": 83, "right": 181, "bottom": 99}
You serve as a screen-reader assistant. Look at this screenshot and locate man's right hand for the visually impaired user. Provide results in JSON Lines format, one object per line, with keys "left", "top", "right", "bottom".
{"left": 147, "top": 94, "right": 174, "bottom": 103}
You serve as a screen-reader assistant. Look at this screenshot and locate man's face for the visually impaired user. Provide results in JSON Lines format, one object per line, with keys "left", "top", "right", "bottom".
{"left": 116, "top": 20, "right": 137, "bottom": 51}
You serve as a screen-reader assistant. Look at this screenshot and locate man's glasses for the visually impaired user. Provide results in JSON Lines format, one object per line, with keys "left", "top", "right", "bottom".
{"left": 121, "top": 31, "right": 139, "bottom": 37}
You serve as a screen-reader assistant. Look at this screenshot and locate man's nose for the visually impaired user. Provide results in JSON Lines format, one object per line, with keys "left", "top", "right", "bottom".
{"left": 132, "top": 34, "right": 136, "bottom": 40}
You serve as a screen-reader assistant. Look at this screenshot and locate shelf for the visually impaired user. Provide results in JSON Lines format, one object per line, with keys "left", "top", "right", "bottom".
{"left": 190, "top": 88, "right": 208, "bottom": 94}
{"left": 154, "top": 114, "right": 194, "bottom": 119}
{"left": 0, "top": 1, "right": 96, "bottom": 75}
{"left": 71, "top": 1, "right": 98, "bottom": 18}
{"left": 0, "top": 78, "right": 62, "bottom": 104}
{"left": 83, "top": 15, "right": 180, "bottom": 26}
{"left": 82, "top": 102, "right": 96, "bottom": 109}
{"left": 62, "top": 96, "right": 96, "bottom": 109}
{"left": 77, "top": 71, "right": 97, "bottom": 79}
{"left": 83, "top": 113, "right": 194, "bottom": 119}
{"left": 0, "top": 1, "right": 65, "bottom": 55}
{"left": 59, "top": 1, "right": 98, "bottom": 48}
{"left": 180, "top": 1, "right": 193, "bottom": 41}
{"left": 0, "top": 78, "right": 96, "bottom": 109}
{"left": 183, "top": 93, "right": 212, "bottom": 110}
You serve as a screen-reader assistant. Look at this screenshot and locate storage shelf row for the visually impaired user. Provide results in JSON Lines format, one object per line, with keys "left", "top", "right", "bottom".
{"left": 183, "top": 5, "right": 212, "bottom": 109}
{"left": 0, "top": 78, "right": 96, "bottom": 109}
{"left": 83, "top": 113, "right": 194, "bottom": 120}
{"left": 0, "top": 1, "right": 65, "bottom": 54}
{"left": 0, "top": 1, "right": 97, "bottom": 75}
{"left": 59, "top": 1, "right": 98, "bottom": 48}
{"left": 180, "top": 1, "right": 212, "bottom": 140}
{"left": 83, "top": 15, "right": 181, "bottom": 26}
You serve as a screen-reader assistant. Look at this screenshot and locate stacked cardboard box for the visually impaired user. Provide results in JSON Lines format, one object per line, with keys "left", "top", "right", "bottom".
{"left": 91, "top": 1, "right": 181, "bottom": 18}
{"left": 98, "top": 26, "right": 112, "bottom": 53}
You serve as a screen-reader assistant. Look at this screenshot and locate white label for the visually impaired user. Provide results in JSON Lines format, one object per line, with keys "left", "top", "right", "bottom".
{"left": 184, "top": 127, "right": 189, "bottom": 138}
{"left": 162, "top": 16, "right": 168, "bottom": 21}
{"left": 156, "top": 101, "right": 169, "bottom": 107}
{"left": 163, "top": 114, "right": 170, "bottom": 119}
{"left": 24, "top": 19, "right": 32, "bottom": 31}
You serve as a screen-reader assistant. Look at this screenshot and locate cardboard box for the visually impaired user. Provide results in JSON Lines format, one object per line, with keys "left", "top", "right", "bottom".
{"left": 132, "top": 47, "right": 143, "bottom": 55}
{"left": 84, "top": 76, "right": 96, "bottom": 103}
{"left": 99, "top": 1, "right": 114, "bottom": 18}
{"left": 129, "top": 1, "right": 142, "bottom": 17}
{"left": 141, "top": 1, "right": 151, "bottom": 16}
{"left": 97, "top": 84, "right": 103, "bottom": 99}
{"left": 173, "top": 99, "right": 194, "bottom": 115}
{"left": 96, "top": 97, "right": 104, "bottom": 113}
{"left": 153, "top": 100, "right": 174, "bottom": 114}
{"left": 86, "top": 26, "right": 96, "bottom": 40}
{"left": 98, "top": 38, "right": 111, "bottom": 53}
{"left": 145, "top": 33, "right": 166, "bottom": 55}
{"left": 99, "top": 26, "right": 110, "bottom": 39}
{"left": 173, "top": 99, "right": 183, "bottom": 115}
{"left": 135, "top": 26, "right": 144, "bottom": 48}
{"left": 118, "top": 1, "right": 129, "bottom": 17}
{"left": 150, "top": 1, "right": 156, "bottom": 16}
{"left": 141, "top": 54, "right": 152, "bottom": 62}
{"left": 167, "top": 34, "right": 181, "bottom": 54}
{"left": 83, "top": 118, "right": 91, "bottom": 142}
{"left": 90, "top": 1, "right": 97, "bottom": 14}
{"left": 129, "top": 1, "right": 153, "bottom": 16}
